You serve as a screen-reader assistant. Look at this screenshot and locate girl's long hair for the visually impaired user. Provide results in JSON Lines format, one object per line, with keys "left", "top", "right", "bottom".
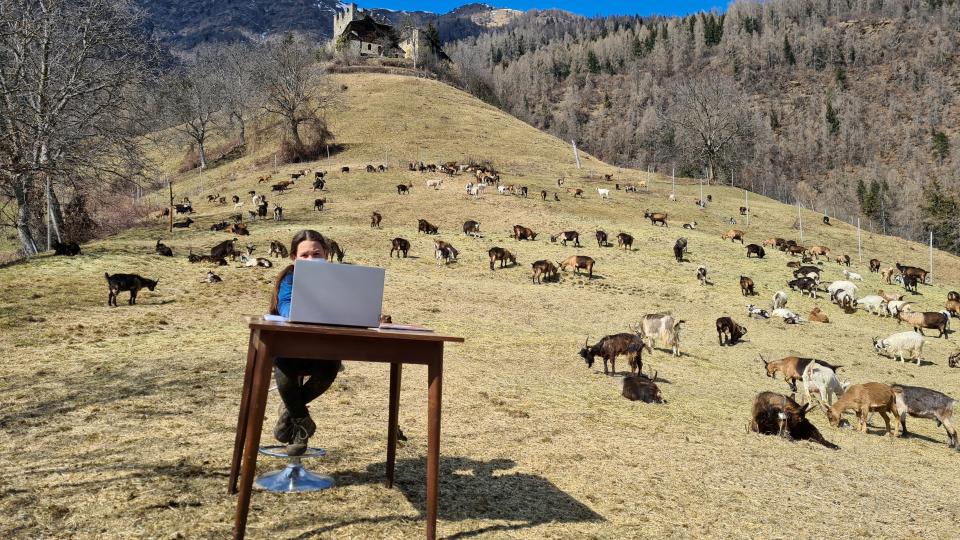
{"left": 269, "top": 229, "right": 328, "bottom": 315}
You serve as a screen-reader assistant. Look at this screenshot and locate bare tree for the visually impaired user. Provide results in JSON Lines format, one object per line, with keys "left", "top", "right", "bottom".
{"left": 0, "top": 0, "right": 151, "bottom": 255}
{"left": 164, "top": 53, "right": 223, "bottom": 170}
{"left": 260, "top": 35, "right": 335, "bottom": 153}
{"left": 660, "top": 75, "right": 755, "bottom": 184}
{"left": 207, "top": 42, "right": 262, "bottom": 147}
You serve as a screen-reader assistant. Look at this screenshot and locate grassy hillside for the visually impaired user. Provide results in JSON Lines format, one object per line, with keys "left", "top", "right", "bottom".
{"left": 2, "top": 73, "right": 960, "bottom": 539}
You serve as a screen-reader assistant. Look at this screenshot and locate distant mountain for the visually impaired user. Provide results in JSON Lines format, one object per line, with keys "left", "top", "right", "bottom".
{"left": 139, "top": 0, "right": 521, "bottom": 50}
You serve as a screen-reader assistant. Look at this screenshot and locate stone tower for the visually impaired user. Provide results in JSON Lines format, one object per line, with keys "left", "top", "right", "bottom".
{"left": 333, "top": 3, "right": 359, "bottom": 39}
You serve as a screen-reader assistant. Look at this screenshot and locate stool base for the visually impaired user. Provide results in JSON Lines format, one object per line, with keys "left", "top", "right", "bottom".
{"left": 255, "top": 446, "right": 334, "bottom": 493}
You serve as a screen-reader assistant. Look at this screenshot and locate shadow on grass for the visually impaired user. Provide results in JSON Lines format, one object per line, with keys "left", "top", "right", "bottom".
{"left": 286, "top": 456, "right": 602, "bottom": 539}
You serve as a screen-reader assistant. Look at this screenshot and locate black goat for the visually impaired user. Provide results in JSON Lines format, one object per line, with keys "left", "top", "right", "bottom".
{"left": 105, "top": 273, "right": 158, "bottom": 307}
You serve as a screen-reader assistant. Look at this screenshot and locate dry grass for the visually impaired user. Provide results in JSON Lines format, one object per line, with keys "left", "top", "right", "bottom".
{"left": 2, "top": 74, "right": 960, "bottom": 539}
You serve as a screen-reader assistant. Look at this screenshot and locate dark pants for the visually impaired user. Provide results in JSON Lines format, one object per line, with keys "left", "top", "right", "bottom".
{"left": 274, "top": 358, "right": 340, "bottom": 418}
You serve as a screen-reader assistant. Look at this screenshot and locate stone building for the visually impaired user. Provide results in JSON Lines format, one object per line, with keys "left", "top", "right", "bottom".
{"left": 332, "top": 3, "right": 399, "bottom": 57}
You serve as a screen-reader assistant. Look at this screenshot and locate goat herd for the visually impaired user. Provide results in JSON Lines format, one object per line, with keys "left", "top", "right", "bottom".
{"left": 60, "top": 159, "right": 960, "bottom": 454}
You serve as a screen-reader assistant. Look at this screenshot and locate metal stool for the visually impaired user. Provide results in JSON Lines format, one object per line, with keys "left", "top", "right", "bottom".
{"left": 255, "top": 445, "right": 335, "bottom": 493}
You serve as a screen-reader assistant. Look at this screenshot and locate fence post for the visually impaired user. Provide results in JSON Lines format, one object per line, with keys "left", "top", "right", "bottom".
{"left": 857, "top": 218, "right": 862, "bottom": 263}
{"left": 745, "top": 189, "right": 749, "bottom": 227}
{"left": 930, "top": 231, "right": 934, "bottom": 284}
{"left": 797, "top": 201, "right": 803, "bottom": 242}
{"left": 671, "top": 166, "right": 675, "bottom": 198}
{"left": 168, "top": 179, "right": 174, "bottom": 233}
{"left": 571, "top": 140, "right": 581, "bottom": 169}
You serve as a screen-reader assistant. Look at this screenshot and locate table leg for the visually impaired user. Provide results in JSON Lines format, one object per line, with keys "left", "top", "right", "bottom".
{"left": 385, "top": 362, "right": 402, "bottom": 488}
{"left": 426, "top": 357, "right": 443, "bottom": 540}
{"left": 232, "top": 345, "right": 273, "bottom": 540}
{"left": 229, "top": 330, "right": 259, "bottom": 494}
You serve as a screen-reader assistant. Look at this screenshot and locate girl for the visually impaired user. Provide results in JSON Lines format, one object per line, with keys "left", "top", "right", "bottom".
{"left": 269, "top": 229, "right": 341, "bottom": 456}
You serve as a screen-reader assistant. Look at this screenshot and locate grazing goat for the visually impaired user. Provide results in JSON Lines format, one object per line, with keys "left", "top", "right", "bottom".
{"left": 558, "top": 255, "right": 595, "bottom": 278}
{"left": 462, "top": 220, "right": 481, "bottom": 237}
{"left": 417, "top": 219, "right": 439, "bottom": 234}
{"left": 890, "top": 385, "right": 958, "bottom": 448}
{"left": 946, "top": 300, "right": 960, "bottom": 317}
{"left": 721, "top": 229, "right": 745, "bottom": 243}
{"left": 716, "top": 317, "right": 747, "bottom": 346}
{"left": 834, "top": 290, "right": 857, "bottom": 311}
{"left": 174, "top": 202, "right": 193, "bottom": 214}
{"left": 312, "top": 198, "right": 326, "bottom": 211}
{"left": 749, "top": 392, "right": 839, "bottom": 449}
{"left": 434, "top": 240, "right": 458, "bottom": 266}
{"left": 52, "top": 241, "right": 81, "bottom": 256}
{"left": 805, "top": 245, "right": 830, "bottom": 260}
{"left": 531, "top": 260, "right": 558, "bottom": 284}
{"left": 896, "top": 263, "right": 928, "bottom": 284}
{"left": 397, "top": 184, "right": 409, "bottom": 195}
{"left": 836, "top": 254, "right": 851, "bottom": 266}
{"left": 371, "top": 212, "right": 382, "bottom": 228}
{"left": 842, "top": 268, "right": 863, "bottom": 281}
{"left": 760, "top": 355, "right": 842, "bottom": 393}
{"left": 869, "top": 258, "right": 881, "bottom": 273}
{"left": 105, "top": 273, "right": 157, "bottom": 307}
{"left": 827, "top": 280, "right": 858, "bottom": 301}
{"left": 740, "top": 276, "right": 756, "bottom": 296}
{"left": 512, "top": 225, "right": 537, "bottom": 240}
{"left": 673, "top": 238, "right": 687, "bottom": 263}
{"left": 772, "top": 291, "right": 788, "bottom": 310}
{"left": 630, "top": 313, "right": 684, "bottom": 357}
{"left": 488, "top": 247, "right": 516, "bottom": 270}
{"left": 326, "top": 241, "right": 346, "bottom": 263}
{"left": 878, "top": 289, "right": 904, "bottom": 303}
{"left": 595, "top": 230, "right": 608, "bottom": 247}
{"left": 155, "top": 240, "right": 173, "bottom": 257}
{"left": 696, "top": 265, "right": 709, "bottom": 286}
{"left": 390, "top": 238, "right": 410, "bottom": 258}
{"left": 579, "top": 333, "right": 649, "bottom": 376}
{"left": 622, "top": 372, "right": 664, "bottom": 404}
{"left": 644, "top": 210, "right": 668, "bottom": 226}
{"left": 801, "top": 362, "right": 848, "bottom": 406}
{"left": 597, "top": 188, "right": 611, "bottom": 199}
{"left": 823, "top": 383, "right": 900, "bottom": 437}
{"left": 616, "top": 233, "right": 634, "bottom": 250}
{"left": 886, "top": 300, "right": 912, "bottom": 318}
{"left": 269, "top": 240, "right": 289, "bottom": 258}
{"left": 857, "top": 295, "right": 888, "bottom": 316}
{"left": 746, "top": 244, "right": 765, "bottom": 258}
{"left": 788, "top": 277, "right": 819, "bottom": 298}
{"left": 874, "top": 331, "right": 926, "bottom": 365}
{"left": 949, "top": 291, "right": 960, "bottom": 302}
{"left": 550, "top": 231, "right": 580, "bottom": 247}
{"left": 898, "top": 310, "right": 950, "bottom": 338}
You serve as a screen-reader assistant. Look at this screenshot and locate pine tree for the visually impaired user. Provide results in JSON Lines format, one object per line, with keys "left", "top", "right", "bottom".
{"left": 587, "top": 50, "right": 601, "bottom": 74}
{"left": 932, "top": 131, "right": 950, "bottom": 163}
{"left": 921, "top": 180, "right": 960, "bottom": 253}
{"left": 826, "top": 100, "right": 840, "bottom": 135}
{"left": 783, "top": 35, "right": 796, "bottom": 65}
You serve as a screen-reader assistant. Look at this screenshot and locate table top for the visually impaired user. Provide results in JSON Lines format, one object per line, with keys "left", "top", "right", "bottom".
{"left": 245, "top": 315, "right": 464, "bottom": 343}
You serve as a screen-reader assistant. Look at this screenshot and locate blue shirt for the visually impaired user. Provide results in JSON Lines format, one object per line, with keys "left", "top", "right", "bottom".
{"left": 277, "top": 272, "right": 294, "bottom": 318}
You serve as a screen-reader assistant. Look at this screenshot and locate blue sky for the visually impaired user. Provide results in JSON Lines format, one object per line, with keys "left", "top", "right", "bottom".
{"left": 373, "top": 1, "right": 729, "bottom": 17}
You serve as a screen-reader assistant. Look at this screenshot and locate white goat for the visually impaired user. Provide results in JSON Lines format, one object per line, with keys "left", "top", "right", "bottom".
{"left": 858, "top": 295, "right": 888, "bottom": 316}
{"left": 827, "top": 280, "right": 859, "bottom": 299}
{"left": 887, "top": 300, "right": 913, "bottom": 318}
{"left": 426, "top": 178, "right": 443, "bottom": 190}
{"left": 772, "top": 291, "right": 788, "bottom": 310}
{"left": 771, "top": 308, "right": 802, "bottom": 324}
{"left": 873, "top": 331, "right": 926, "bottom": 365}
{"left": 842, "top": 268, "right": 863, "bottom": 281}
{"left": 801, "top": 362, "right": 848, "bottom": 406}
{"left": 597, "top": 188, "right": 611, "bottom": 199}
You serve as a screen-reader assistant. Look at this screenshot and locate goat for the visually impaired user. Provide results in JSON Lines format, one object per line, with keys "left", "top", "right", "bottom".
{"left": 313, "top": 198, "right": 326, "bottom": 211}
{"left": 772, "top": 291, "right": 788, "bottom": 310}
{"left": 488, "top": 247, "right": 516, "bottom": 270}
{"left": 531, "top": 260, "right": 559, "bottom": 284}
{"left": 644, "top": 210, "right": 668, "bottom": 227}
{"left": 172, "top": 217, "right": 194, "bottom": 229}
{"left": 842, "top": 268, "right": 863, "bottom": 281}
{"left": 805, "top": 245, "right": 831, "bottom": 260}
{"left": 174, "top": 202, "right": 194, "bottom": 214}
{"left": 746, "top": 304, "right": 770, "bottom": 319}
{"left": 326, "top": 241, "right": 346, "bottom": 263}
{"left": 949, "top": 291, "right": 960, "bottom": 302}
{"left": 951, "top": 352, "right": 960, "bottom": 368}
{"left": 673, "top": 238, "right": 687, "bottom": 263}
{"left": 371, "top": 212, "right": 382, "bottom": 228}
{"left": 896, "top": 263, "right": 928, "bottom": 284}
{"left": 771, "top": 308, "right": 802, "bottom": 324}
{"left": 696, "top": 265, "right": 709, "bottom": 286}
{"left": 886, "top": 300, "right": 912, "bottom": 318}
{"left": 433, "top": 240, "right": 458, "bottom": 266}
{"left": 823, "top": 382, "right": 900, "bottom": 437}
{"left": 550, "top": 231, "right": 580, "bottom": 247}
{"left": 740, "top": 276, "right": 756, "bottom": 296}
{"left": 456, "top": 220, "right": 479, "bottom": 238}
{"left": 595, "top": 230, "right": 608, "bottom": 247}
{"left": 630, "top": 313, "right": 684, "bottom": 357}
{"left": 827, "top": 281, "right": 858, "bottom": 301}
{"left": 857, "top": 295, "right": 888, "bottom": 316}
{"left": 417, "top": 219, "right": 439, "bottom": 235}
{"left": 622, "top": 372, "right": 664, "bottom": 404}
{"left": 881, "top": 267, "right": 896, "bottom": 284}
{"left": 808, "top": 306, "right": 830, "bottom": 323}
{"left": 759, "top": 355, "right": 842, "bottom": 393}
{"left": 869, "top": 258, "right": 881, "bottom": 273}
{"left": 835, "top": 254, "right": 851, "bottom": 266}
{"left": 104, "top": 273, "right": 158, "bottom": 307}
{"left": 51, "top": 240, "right": 82, "bottom": 256}
{"left": 269, "top": 240, "right": 289, "bottom": 258}
{"left": 579, "top": 333, "right": 650, "bottom": 376}
{"left": 898, "top": 310, "right": 950, "bottom": 338}
{"left": 512, "top": 225, "right": 537, "bottom": 241}
{"left": 716, "top": 317, "right": 747, "bottom": 346}
{"left": 397, "top": 184, "right": 409, "bottom": 195}
{"left": 874, "top": 331, "right": 926, "bottom": 365}
{"left": 890, "top": 385, "right": 958, "bottom": 448}
{"left": 746, "top": 244, "right": 765, "bottom": 258}
{"left": 616, "top": 233, "right": 634, "bottom": 250}
{"left": 426, "top": 178, "right": 444, "bottom": 190}
{"left": 878, "top": 289, "right": 904, "bottom": 303}
{"left": 239, "top": 254, "right": 273, "bottom": 268}
{"left": 801, "top": 362, "right": 848, "bottom": 406}
{"left": 597, "top": 188, "right": 611, "bottom": 199}
{"left": 721, "top": 229, "right": 745, "bottom": 243}
{"left": 946, "top": 300, "right": 960, "bottom": 317}
{"left": 390, "top": 238, "right": 410, "bottom": 258}
{"left": 749, "top": 392, "right": 839, "bottom": 449}
{"left": 210, "top": 239, "right": 238, "bottom": 261}
{"left": 793, "top": 265, "right": 821, "bottom": 279}
{"left": 206, "top": 271, "right": 222, "bottom": 283}
{"left": 155, "top": 240, "right": 173, "bottom": 257}
{"left": 341, "top": 166, "right": 350, "bottom": 173}
{"left": 682, "top": 221, "right": 697, "bottom": 230}
{"left": 558, "top": 255, "right": 595, "bottom": 278}
{"left": 834, "top": 290, "right": 857, "bottom": 312}
{"left": 788, "top": 277, "right": 819, "bottom": 298}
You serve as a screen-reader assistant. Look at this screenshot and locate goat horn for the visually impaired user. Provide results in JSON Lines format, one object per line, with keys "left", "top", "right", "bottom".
{"left": 653, "top": 370, "right": 658, "bottom": 382}
{"left": 758, "top": 353, "right": 767, "bottom": 365}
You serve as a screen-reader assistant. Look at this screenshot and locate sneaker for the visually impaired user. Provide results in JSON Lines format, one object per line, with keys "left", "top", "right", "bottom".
{"left": 286, "top": 415, "right": 316, "bottom": 457}
{"left": 273, "top": 403, "right": 293, "bottom": 444}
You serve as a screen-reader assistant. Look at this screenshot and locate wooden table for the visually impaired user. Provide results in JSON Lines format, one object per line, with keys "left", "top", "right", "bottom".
{"left": 229, "top": 316, "right": 463, "bottom": 539}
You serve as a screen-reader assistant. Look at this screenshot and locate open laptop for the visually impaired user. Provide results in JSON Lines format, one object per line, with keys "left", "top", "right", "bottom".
{"left": 288, "top": 259, "right": 385, "bottom": 328}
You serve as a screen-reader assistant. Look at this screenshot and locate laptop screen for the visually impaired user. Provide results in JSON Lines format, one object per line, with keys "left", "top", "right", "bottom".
{"left": 289, "top": 260, "right": 385, "bottom": 327}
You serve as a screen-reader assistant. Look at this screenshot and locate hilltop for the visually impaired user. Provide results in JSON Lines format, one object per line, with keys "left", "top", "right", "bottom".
{"left": 1, "top": 74, "right": 960, "bottom": 538}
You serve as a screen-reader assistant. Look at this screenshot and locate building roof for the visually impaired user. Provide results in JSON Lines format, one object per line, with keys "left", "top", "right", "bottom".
{"left": 341, "top": 16, "right": 394, "bottom": 43}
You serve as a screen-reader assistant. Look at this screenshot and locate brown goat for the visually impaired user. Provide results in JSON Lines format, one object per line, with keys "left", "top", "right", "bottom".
{"left": 759, "top": 355, "right": 842, "bottom": 393}
{"left": 898, "top": 310, "right": 950, "bottom": 338}
{"left": 749, "top": 392, "right": 839, "bottom": 449}
{"left": 390, "top": 238, "right": 410, "bottom": 258}
{"left": 531, "top": 260, "right": 558, "bottom": 284}
{"left": 559, "top": 255, "right": 595, "bottom": 278}
{"left": 823, "top": 383, "right": 900, "bottom": 437}
{"left": 488, "top": 247, "right": 516, "bottom": 270}
{"left": 622, "top": 372, "right": 664, "bottom": 403}
{"left": 947, "top": 300, "right": 960, "bottom": 317}
{"left": 716, "top": 317, "right": 747, "bottom": 346}
{"left": 512, "top": 225, "right": 537, "bottom": 240}
{"left": 371, "top": 212, "right": 382, "bottom": 228}
{"left": 721, "top": 229, "right": 745, "bottom": 243}
{"left": 740, "top": 276, "right": 756, "bottom": 296}
{"left": 869, "top": 258, "right": 881, "bottom": 273}
{"left": 644, "top": 210, "right": 668, "bottom": 227}
{"left": 808, "top": 306, "right": 830, "bottom": 323}
{"left": 616, "top": 232, "right": 634, "bottom": 250}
